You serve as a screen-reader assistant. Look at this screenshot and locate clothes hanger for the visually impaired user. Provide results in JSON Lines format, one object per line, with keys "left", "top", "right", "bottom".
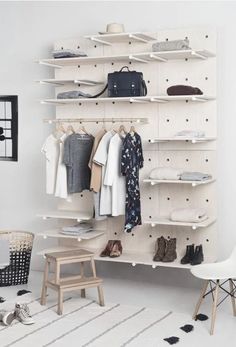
{"left": 129, "top": 125, "right": 136, "bottom": 136}
{"left": 118, "top": 124, "right": 127, "bottom": 136}
{"left": 77, "top": 124, "right": 90, "bottom": 135}
{"left": 66, "top": 124, "right": 75, "bottom": 135}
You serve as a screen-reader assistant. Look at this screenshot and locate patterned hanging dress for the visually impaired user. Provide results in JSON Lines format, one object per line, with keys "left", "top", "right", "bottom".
{"left": 121, "top": 132, "right": 144, "bottom": 233}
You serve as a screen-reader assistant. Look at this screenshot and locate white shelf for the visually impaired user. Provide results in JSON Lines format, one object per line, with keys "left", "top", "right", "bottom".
{"left": 37, "top": 229, "right": 105, "bottom": 241}
{"left": 44, "top": 117, "right": 149, "bottom": 124}
{"left": 41, "top": 95, "right": 215, "bottom": 105}
{"left": 149, "top": 136, "right": 216, "bottom": 143}
{"left": 143, "top": 178, "right": 215, "bottom": 186}
{"left": 37, "top": 210, "right": 93, "bottom": 222}
{"left": 37, "top": 79, "right": 104, "bottom": 86}
{"left": 144, "top": 216, "right": 216, "bottom": 230}
{"left": 84, "top": 32, "right": 156, "bottom": 45}
{"left": 38, "top": 49, "right": 215, "bottom": 68}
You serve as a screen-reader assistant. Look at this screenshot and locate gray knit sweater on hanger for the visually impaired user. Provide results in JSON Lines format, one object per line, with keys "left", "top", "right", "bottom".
{"left": 63, "top": 133, "right": 94, "bottom": 194}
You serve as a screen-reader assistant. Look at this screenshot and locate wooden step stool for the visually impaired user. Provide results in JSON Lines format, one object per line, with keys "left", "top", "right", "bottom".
{"left": 40, "top": 249, "right": 104, "bottom": 315}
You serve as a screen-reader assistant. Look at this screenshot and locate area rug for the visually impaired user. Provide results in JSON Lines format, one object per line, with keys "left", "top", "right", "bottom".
{"left": 0, "top": 292, "right": 211, "bottom": 347}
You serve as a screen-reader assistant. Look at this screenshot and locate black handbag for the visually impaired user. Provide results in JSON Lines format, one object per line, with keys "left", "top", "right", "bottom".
{"left": 90, "top": 66, "right": 147, "bottom": 98}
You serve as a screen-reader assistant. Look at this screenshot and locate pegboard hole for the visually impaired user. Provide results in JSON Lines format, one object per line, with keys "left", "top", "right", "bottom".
{"left": 80, "top": 194, "right": 83, "bottom": 197}
{"left": 166, "top": 78, "right": 169, "bottom": 82}
{"left": 149, "top": 235, "right": 152, "bottom": 238}
{"left": 61, "top": 47, "right": 64, "bottom": 50}
{"left": 112, "top": 101, "right": 115, "bottom": 105}
{"left": 167, "top": 236, "right": 171, "bottom": 239}
{"left": 149, "top": 216, "right": 152, "bottom": 219}
{"left": 206, "top": 199, "right": 209, "bottom": 203}
{"left": 186, "top": 237, "right": 190, "bottom": 241}
{"left": 78, "top": 65, "right": 80, "bottom": 68}
{"left": 185, "top": 78, "right": 188, "bottom": 81}
{"left": 166, "top": 119, "right": 170, "bottom": 122}
{"left": 205, "top": 35, "right": 209, "bottom": 39}
{"left": 205, "top": 158, "right": 209, "bottom": 162}
{"left": 186, "top": 118, "right": 189, "bottom": 122}
{"left": 131, "top": 233, "right": 134, "bottom": 237}
{"left": 206, "top": 239, "right": 209, "bottom": 242}
{"left": 114, "top": 232, "right": 117, "bottom": 235}
{"left": 165, "top": 38, "right": 169, "bottom": 41}
{"left": 94, "top": 45, "right": 97, "bottom": 48}
{"left": 205, "top": 118, "right": 209, "bottom": 122}
{"left": 166, "top": 158, "right": 170, "bottom": 162}
{"left": 111, "top": 62, "right": 114, "bottom": 65}
{"left": 147, "top": 80, "right": 150, "bottom": 84}
{"left": 96, "top": 102, "right": 98, "bottom": 106}
{"left": 167, "top": 197, "right": 170, "bottom": 201}
{"left": 185, "top": 100, "right": 189, "bottom": 103}
{"left": 79, "top": 103, "right": 82, "bottom": 106}
{"left": 186, "top": 158, "right": 189, "bottom": 162}
{"left": 185, "top": 36, "right": 188, "bottom": 40}
{"left": 129, "top": 61, "right": 132, "bottom": 65}
{"left": 205, "top": 77, "right": 208, "bottom": 80}
{"left": 77, "top": 45, "right": 80, "bottom": 49}
{"left": 185, "top": 58, "right": 188, "bottom": 62}
{"left": 94, "top": 64, "right": 97, "bottom": 68}
{"left": 149, "top": 197, "right": 152, "bottom": 200}
{"left": 148, "top": 158, "right": 151, "bottom": 162}
{"left": 186, "top": 198, "right": 189, "bottom": 202}
{"left": 129, "top": 41, "right": 132, "bottom": 45}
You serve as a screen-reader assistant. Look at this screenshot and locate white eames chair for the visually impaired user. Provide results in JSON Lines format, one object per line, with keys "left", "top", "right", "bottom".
{"left": 191, "top": 247, "right": 236, "bottom": 335}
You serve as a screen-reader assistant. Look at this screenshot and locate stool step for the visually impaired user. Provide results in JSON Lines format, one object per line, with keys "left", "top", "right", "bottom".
{"left": 48, "top": 276, "right": 102, "bottom": 289}
{"left": 45, "top": 249, "right": 94, "bottom": 260}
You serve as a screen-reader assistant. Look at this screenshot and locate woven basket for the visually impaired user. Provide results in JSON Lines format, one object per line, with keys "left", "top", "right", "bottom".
{"left": 0, "top": 231, "right": 34, "bottom": 287}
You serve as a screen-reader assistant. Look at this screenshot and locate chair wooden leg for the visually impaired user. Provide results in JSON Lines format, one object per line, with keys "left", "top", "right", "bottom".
{"left": 210, "top": 280, "right": 219, "bottom": 335}
{"left": 91, "top": 258, "right": 97, "bottom": 278}
{"left": 40, "top": 259, "right": 49, "bottom": 306}
{"left": 193, "top": 280, "right": 209, "bottom": 319}
{"left": 58, "top": 289, "right": 63, "bottom": 315}
{"left": 97, "top": 285, "right": 105, "bottom": 306}
{"left": 229, "top": 279, "right": 236, "bottom": 316}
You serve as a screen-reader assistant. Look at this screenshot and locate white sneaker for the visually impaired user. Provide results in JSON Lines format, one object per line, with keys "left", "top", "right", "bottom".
{"left": 15, "top": 303, "right": 34, "bottom": 325}
{"left": 0, "top": 310, "right": 16, "bottom": 326}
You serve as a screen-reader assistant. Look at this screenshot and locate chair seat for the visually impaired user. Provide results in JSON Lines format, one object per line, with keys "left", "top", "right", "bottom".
{"left": 191, "top": 259, "right": 236, "bottom": 280}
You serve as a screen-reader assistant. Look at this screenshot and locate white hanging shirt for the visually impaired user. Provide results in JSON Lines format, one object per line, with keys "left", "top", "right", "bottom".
{"left": 104, "top": 133, "right": 126, "bottom": 216}
{"left": 55, "top": 133, "right": 68, "bottom": 199}
{"left": 93, "top": 130, "right": 115, "bottom": 215}
{"left": 41, "top": 134, "right": 59, "bottom": 195}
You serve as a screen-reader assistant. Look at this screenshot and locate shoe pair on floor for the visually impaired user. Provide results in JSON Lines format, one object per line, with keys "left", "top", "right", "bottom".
{"left": 153, "top": 236, "right": 177, "bottom": 262}
{"left": 100, "top": 240, "right": 123, "bottom": 258}
{"left": 181, "top": 244, "right": 204, "bottom": 265}
{"left": 0, "top": 303, "right": 34, "bottom": 326}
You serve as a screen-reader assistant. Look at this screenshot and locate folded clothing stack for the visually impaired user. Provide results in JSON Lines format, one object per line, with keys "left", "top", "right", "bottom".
{"left": 52, "top": 49, "right": 87, "bottom": 59}
{"left": 175, "top": 130, "right": 205, "bottom": 138}
{"left": 57, "top": 91, "right": 92, "bottom": 99}
{"left": 60, "top": 222, "right": 93, "bottom": 236}
{"left": 170, "top": 208, "right": 208, "bottom": 223}
{"left": 152, "top": 39, "right": 190, "bottom": 52}
{"left": 180, "top": 172, "right": 212, "bottom": 181}
{"left": 149, "top": 167, "right": 183, "bottom": 180}
{"left": 167, "top": 85, "right": 203, "bottom": 96}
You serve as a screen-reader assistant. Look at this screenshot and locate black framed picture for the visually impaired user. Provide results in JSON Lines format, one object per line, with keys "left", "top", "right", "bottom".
{"left": 0, "top": 95, "right": 18, "bottom": 161}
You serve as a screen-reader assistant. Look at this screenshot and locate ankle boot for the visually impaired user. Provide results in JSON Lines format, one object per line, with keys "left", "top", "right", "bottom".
{"left": 191, "top": 245, "right": 204, "bottom": 265}
{"left": 181, "top": 244, "right": 195, "bottom": 264}
{"left": 162, "top": 238, "right": 177, "bottom": 262}
{"left": 110, "top": 241, "right": 122, "bottom": 258}
{"left": 100, "top": 240, "right": 114, "bottom": 257}
{"left": 153, "top": 236, "right": 166, "bottom": 261}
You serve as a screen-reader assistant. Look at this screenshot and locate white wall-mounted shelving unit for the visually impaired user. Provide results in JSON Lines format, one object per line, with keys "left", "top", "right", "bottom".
{"left": 37, "top": 210, "right": 93, "bottom": 221}
{"left": 143, "top": 178, "right": 215, "bottom": 186}
{"left": 37, "top": 27, "right": 217, "bottom": 269}
{"left": 38, "top": 229, "right": 105, "bottom": 241}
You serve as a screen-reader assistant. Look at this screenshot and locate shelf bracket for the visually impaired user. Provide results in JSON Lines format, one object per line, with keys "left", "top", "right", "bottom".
{"left": 90, "top": 37, "right": 112, "bottom": 46}
{"left": 129, "top": 34, "right": 149, "bottom": 43}
{"left": 129, "top": 55, "right": 149, "bottom": 63}
{"left": 191, "top": 51, "right": 208, "bottom": 60}
{"left": 149, "top": 53, "right": 168, "bottom": 62}
{"left": 39, "top": 61, "right": 62, "bottom": 69}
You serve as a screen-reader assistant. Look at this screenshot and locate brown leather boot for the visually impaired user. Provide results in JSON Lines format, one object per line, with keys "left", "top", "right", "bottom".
{"left": 162, "top": 238, "right": 177, "bottom": 262}
{"left": 110, "top": 241, "right": 122, "bottom": 258}
{"left": 100, "top": 240, "right": 114, "bottom": 257}
{"left": 153, "top": 236, "right": 166, "bottom": 262}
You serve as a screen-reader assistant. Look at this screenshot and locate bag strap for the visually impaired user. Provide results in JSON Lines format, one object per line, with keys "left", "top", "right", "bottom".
{"left": 88, "top": 84, "right": 108, "bottom": 98}
{"left": 119, "top": 66, "right": 130, "bottom": 72}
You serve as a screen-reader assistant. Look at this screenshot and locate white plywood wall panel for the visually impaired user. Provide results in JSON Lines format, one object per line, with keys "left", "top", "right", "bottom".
{"left": 39, "top": 28, "right": 217, "bottom": 267}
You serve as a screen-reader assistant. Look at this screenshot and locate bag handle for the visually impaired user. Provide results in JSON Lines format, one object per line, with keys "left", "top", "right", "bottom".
{"left": 119, "top": 66, "right": 130, "bottom": 72}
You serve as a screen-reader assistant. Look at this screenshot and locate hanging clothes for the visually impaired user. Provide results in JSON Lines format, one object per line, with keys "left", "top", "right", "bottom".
{"left": 104, "top": 133, "right": 126, "bottom": 216}
{"left": 55, "top": 133, "right": 68, "bottom": 199}
{"left": 93, "top": 130, "right": 115, "bottom": 215}
{"left": 121, "top": 132, "right": 144, "bottom": 233}
{"left": 41, "top": 134, "right": 60, "bottom": 195}
{"left": 88, "top": 128, "right": 107, "bottom": 221}
{"left": 63, "top": 133, "right": 94, "bottom": 194}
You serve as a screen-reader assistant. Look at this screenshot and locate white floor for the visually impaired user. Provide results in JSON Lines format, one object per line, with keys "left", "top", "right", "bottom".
{"left": 0, "top": 270, "right": 235, "bottom": 346}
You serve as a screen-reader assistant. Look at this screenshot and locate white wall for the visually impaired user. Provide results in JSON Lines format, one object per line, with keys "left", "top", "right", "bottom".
{"left": 0, "top": 1, "right": 235, "bottom": 286}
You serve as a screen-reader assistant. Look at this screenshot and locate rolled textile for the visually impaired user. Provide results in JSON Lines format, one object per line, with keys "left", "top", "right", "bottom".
{"left": 170, "top": 208, "right": 208, "bottom": 223}
{"left": 180, "top": 172, "right": 212, "bottom": 181}
{"left": 57, "top": 90, "right": 92, "bottom": 99}
{"left": 152, "top": 39, "right": 190, "bottom": 52}
{"left": 167, "top": 85, "right": 203, "bottom": 96}
{"left": 149, "top": 167, "right": 183, "bottom": 180}
{"left": 175, "top": 130, "right": 205, "bottom": 138}
{"left": 52, "top": 49, "right": 87, "bottom": 58}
